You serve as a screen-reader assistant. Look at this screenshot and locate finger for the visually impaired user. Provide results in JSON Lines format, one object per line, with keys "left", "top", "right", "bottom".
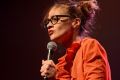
{"left": 41, "top": 65, "right": 56, "bottom": 78}
{"left": 40, "top": 64, "right": 50, "bottom": 72}
{"left": 43, "top": 60, "right": 55, "bottom": 67}
{"left": 41, "top": 71, "right": 46, "bottom": 77}
{"left": 42, "top": 60, "right": 45, "bottom": 65}
{"left": 42, "top": 60, "right": 50, "bottom": 65}
{"left": 41, "top": 70, "right": 49, "bottom": 77}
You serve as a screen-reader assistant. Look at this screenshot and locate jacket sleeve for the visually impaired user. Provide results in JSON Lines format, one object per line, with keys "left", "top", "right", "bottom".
{"left": 82, "top": 39, "right": 111, "bottom": 80}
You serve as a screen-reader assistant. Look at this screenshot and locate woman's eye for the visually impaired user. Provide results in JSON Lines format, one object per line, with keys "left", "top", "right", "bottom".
{"left": 52, "top": 16, "right": 59, "bottom": 21}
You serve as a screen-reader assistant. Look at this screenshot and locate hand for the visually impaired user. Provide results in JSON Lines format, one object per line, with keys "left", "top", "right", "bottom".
{"left": 40, "top": 60, "right": 57, "bottom": 78}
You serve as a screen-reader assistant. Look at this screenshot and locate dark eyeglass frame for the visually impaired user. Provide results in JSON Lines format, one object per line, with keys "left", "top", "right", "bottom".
{"left": 44, "top": 15, "right": 75, "bottom": 26}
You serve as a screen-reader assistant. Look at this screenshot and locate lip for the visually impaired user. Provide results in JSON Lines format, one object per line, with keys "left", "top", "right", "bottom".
{"left": 48, "top": 29, "right": 54, "bottom": 35}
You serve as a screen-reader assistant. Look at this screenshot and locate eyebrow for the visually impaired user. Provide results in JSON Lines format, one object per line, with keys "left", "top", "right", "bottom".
{"left": 48, "top": 15, "right": 72, "bottom": 19}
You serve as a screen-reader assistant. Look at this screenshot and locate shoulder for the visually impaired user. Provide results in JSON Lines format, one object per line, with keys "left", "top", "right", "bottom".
{"left": 81, "top": 37, "right": 100, "bottom": 46}
{"left": 80, "top": 37, "right": 104, "bottom": 50}
{"left": 79, "top": 37, "right": 107, "bottom": 60}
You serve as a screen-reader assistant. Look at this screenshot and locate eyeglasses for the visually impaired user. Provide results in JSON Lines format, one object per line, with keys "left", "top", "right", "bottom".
{"left": 44, "top": 15, "right": 74, "bottom": 26}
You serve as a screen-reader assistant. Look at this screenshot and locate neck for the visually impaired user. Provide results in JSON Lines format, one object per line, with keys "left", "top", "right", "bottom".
{"left": 62, "top": 30, "right": 82, "bottom": 48}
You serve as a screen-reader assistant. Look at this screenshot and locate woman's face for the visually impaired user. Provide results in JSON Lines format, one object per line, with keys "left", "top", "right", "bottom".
{"left": 46, "top": 5, "right": 74, "bottom": 43}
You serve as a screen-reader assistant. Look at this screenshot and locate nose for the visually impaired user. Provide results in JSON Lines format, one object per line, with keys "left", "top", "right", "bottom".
{"left": 47, "top": 22, "right": 54, "bottom": 29}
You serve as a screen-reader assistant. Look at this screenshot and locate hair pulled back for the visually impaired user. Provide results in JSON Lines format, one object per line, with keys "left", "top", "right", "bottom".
{"left": 43, "top": 0, "right": 100, "bottom": 37}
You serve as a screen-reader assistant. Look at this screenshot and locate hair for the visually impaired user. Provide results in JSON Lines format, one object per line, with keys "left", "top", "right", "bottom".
{"left": 42, "top": 0, "right": 100, "bottom": 37}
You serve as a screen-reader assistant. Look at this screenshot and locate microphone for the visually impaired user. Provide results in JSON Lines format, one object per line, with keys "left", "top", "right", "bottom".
{"left": 47, "top": 41, "right": 57, "bottom": 60}
{"left": 44, "top": 41, "right": 57, "bottom": 80}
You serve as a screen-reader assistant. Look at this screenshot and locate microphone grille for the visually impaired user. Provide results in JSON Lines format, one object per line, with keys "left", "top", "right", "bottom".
{"left": 47, "top": 41, "right": 57, "bottom": 50}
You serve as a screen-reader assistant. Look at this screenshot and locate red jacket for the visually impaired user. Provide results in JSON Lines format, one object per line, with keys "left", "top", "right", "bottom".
{"left": 51, "top": 37, "right": 111, "bottom": 80}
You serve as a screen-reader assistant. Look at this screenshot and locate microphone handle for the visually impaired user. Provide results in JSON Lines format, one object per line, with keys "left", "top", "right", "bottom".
{"left": 44, "top": 49, "right": 51, "bottom": 80}
{"left": 47, "top": 49, "right": 51, "bottom": 60}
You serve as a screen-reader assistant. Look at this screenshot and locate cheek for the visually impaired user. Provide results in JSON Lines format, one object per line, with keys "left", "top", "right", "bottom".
{"left": 55, "top": 24, "right": 71, "bottom": 35}
{"left": 50, "top": 23, "right": 73, "bottom": 41}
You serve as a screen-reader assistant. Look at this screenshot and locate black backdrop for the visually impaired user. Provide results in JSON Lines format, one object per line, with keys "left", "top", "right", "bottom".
{"left": 1, "top": 0, "right": 120, "bottom": 80}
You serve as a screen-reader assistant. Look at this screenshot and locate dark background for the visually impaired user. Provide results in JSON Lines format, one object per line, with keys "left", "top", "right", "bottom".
{"left": 1, "top": 0, "right": 120, "bottom": 80}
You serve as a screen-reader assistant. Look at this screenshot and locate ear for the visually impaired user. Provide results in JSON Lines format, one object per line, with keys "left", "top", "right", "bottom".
{"left": 72, "top": 18, "right": 81, "bottom": 29}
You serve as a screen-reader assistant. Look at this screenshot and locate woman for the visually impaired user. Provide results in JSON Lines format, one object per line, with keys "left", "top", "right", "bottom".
{"left": 40, "top": 0, "right": 111, "bottom": 80}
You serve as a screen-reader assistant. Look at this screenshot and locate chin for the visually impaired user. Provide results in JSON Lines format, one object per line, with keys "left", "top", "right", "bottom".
{"left": 50, "top": 36, "right": 56, "bottom": 41}
{"left": 50, "top": 35, "right": 57, "bottom": 40}
{"left": 50, "top": 34, "right": 64, "bottom": 43}
{"left": 50, "top": 36, "right": 60, "bottom": 43}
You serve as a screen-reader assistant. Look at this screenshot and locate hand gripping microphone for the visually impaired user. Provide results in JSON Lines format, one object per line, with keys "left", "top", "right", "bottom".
{"left": 44, "top": 41, "right": 57, "bottom": 80}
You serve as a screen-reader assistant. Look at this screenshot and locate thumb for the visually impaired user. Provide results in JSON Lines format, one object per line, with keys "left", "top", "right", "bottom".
{"left": 42, "top": 60, "right": 45, "bottom": 65}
